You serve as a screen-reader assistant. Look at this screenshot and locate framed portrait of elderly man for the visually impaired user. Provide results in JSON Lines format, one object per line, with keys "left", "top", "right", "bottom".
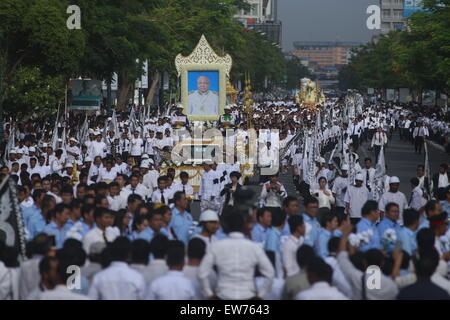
{"left": 175, "top": 35, "right": 232, "bottom": 121}
{"left": 187, "top": 71, "right": 219, "bottom": 115}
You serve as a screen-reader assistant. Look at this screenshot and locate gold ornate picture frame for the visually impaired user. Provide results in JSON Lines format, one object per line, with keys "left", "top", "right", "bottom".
{"left": 175, "top": 35, "right": 232, "bottom": 121}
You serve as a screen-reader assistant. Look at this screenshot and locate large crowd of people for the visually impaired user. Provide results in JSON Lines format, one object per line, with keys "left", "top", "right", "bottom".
{"left": 0, "top": 96, "right": 449, "bottom": 300}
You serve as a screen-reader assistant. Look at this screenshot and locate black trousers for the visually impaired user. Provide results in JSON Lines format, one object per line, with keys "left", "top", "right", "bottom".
{"left": 374, "top": 145, "right": 382, "bottom": 163}
{"left": 414, "top": 136, "right": 424, "bottom": 154}
{"left": 351, "top": 135, "right": 359, "bottom": 151}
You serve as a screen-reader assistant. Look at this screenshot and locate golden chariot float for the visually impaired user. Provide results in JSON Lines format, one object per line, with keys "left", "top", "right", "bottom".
{"left": 296, "top": 78, "right": 327, "bottom": 111}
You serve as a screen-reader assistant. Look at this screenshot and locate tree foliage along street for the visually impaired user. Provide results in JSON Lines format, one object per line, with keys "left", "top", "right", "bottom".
{"left": 0, "top": 0, "right": 293, "bottom": 116}
{"left": 338, "top": 0, "right": 449, "bottom": 95}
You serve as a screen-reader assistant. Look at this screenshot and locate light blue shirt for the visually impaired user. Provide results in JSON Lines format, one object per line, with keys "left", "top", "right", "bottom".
{"left": 440, "top": 200, "right": 450, "bottom": 215}
{"left": 129, "top": 227, "right": 156, "bottom": 242}
{"left": 281, "top": 217, "right": 292, "bottom": 236}
{"left": 42, "top": 221, "right": 71, "bottom": 249}
{"left": 169, "top": 207, "right": 194, "bottom": 245}
{"left": 315, "top": 228, "right": 343, "bottom": 258}
{"left": 377, "top": 217, "right": 401, "bottom": 253}
{"left": 303, "top": 213, "right": 321, "bottom": 247}
{"left": 160, "top": 226, "right": 174, "bottom": 240}
{"left": 27, "top": 210, "right": 47, "bottom": 241}
{"left": 356, "top": 218, "right": 382, "bottom": 252}
{"left": 265, "top": 227, "right": 282, "bottom": 253}
{"left": 251, "top": 223, "right": 270, "bottom": 243}
{"left": 398, "top": 226, "right": 417, "bottom": 256}
{"left": 21, "top": 204, "right": 40, "bottom": 229}
{"left": 418, "top": 218, "right": 429, "bottom": 231}
{"left": 215, "top": 227, "right": 228, "bottom": 240}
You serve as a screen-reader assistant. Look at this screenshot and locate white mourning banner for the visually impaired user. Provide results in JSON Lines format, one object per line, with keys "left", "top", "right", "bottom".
{"left": 0, "top": 176, "right": 27, "bottom": 260}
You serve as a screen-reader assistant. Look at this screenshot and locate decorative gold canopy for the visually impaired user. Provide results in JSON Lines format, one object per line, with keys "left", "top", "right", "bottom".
{"left": 175, "top": 35, "right": 233, "bottom": 77}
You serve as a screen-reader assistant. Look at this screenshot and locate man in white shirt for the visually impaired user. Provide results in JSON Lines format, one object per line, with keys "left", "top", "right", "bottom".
{"left": 171, "top": 171, "right": 194, "bottom": 198}
{"left": 83, "top": 208, "right": 118, "bottom": 253}
{"left": 344, "top": 173, "right": 369, "bottom": 225}
{"left": 97, "top": 160, "right": 118, "bottom": 183}
{"left": 409, "top": 177, "right": 426, "bottom": 212}
{"left": 281, "top": 215, "right": 305, "bottom": 277}
{"left": 295, "top": 257, "right": 348, "bottom": 300}
{"left": 412, "top": 122, "right": 429, "bottom": 154}
{"left": 332, "top": 164, "right": 349, "bottom": 221}
{"left": 89, "top": 237, "right": 146, "bottom": 300}
{"left": 90, "top": 133, "right": 107, "bottom": 159}
{"left": 361, "top": 157, "right": 376, "bottom": 195}
{"left": 130, "top": 130, "right": 144, "bottom": 165}
{"left": 378, "top": 176, "right": 409, "bottom": 223}
{"left": 198, "top": 213, "right": 274, "bottom": 300}
{"left": 371, "top": 127, "right": 388, "bottom": 163}
{"left": 126, "top": 174, "right": 151, "bottom": 201}
{"left": 260, "top": 173, "right": 287, "bottom": 208}
{"left": 146, "top": 241, "right": 196, "bottom": 300}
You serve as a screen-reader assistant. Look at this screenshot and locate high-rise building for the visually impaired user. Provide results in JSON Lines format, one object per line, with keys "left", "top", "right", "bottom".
{"left": 234, "top": 0, "right": 282, "bottom": 46}
{"left": 380, "top": 0, "right": 406, "bottom": 33}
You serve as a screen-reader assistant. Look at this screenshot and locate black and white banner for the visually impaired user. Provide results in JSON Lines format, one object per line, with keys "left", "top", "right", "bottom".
{"left": 0, "top": 176, "right": 27, "bottom": 260}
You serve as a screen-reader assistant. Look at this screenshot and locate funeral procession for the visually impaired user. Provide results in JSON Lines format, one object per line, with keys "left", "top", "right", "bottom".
{"left": 0, "top": 0, "right": 450, "bottom": 305}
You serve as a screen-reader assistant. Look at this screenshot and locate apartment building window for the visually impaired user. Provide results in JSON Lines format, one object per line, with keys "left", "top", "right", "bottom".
{"left": 251, "top": 4, "right": 258, "bottom": 16}
{"left": 382, "top": 9, "right": 391, "bottom": 17}
{"left": 382, "top": 0, "right": 391, "bottom": 4}
{"left": 393, "top": 9, "right": 403, "bottom": 17}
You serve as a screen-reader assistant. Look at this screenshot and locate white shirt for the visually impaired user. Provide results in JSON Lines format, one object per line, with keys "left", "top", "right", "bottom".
{"left": 97, "top": 167, "right": 118, "bottom": 182}
{"left": 260, "top": 181, "right": 287, "bottom": 207}
{"left": 130, "top": 138, "right": 144, "bottom": 156}
{"left": 151, "top": 189, "right": 169, "bottom": 205}
{"left": 324, "top": 256, "right": 353, "bottom": 299}
{"left": 143, "top": 170, "right": 159, "bottom": 191}
{"left": 171, "top": 183, "right": 194, "bottom": 197}
{"left": 90, "top": 140, "right": 107, "bottom": 158}
{"left": 378, "top": 191, "right": 409, "bottom": 223}
{"left": 438, "top": 173, "right": 449, "bottom": 189}
{"left": 409, "top": 186, "right": 426, "bottom": 211}
{"left": 145, "top": 270, "right": 196, "bottom": 300}
{"left": 40, "top": 285, "right": 89, "bottom": 300}
{"left": 371, "top": 131, "right": 388, "bottom": 147}
{"left": 198, "top": 232, "right": 275, "bottom": 300}
{"left": 332, "top": 176, "right": 349, "bottom": 207}
{"left": 344, "top": 185, "right": 369, "bottom": 218}
{"left": 295, "top": 281, "right": 349, "bottom": 300}
{"left": 312, "top": 189, "right": 335, "bottom": 209}
{"left": 125, "top": 184, "right": 151, "bottom": 200}
{"left": 82, "top": 226, "right": 119, "bottom": 254}
{"left": 281, "top": 235, "right": 304, "bottom": 277}
{"left": 89, "top": 261, "right": 146, "bottom": 300}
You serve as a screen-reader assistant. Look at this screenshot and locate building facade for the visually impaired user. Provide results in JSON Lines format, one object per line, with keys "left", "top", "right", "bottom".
{"left": 291, "top": 41, "right": 360, "bottom": 68}
{"left": 380, "top": 0, "right": 405, "bottom": 33}
{"left": 234, "top": 0, "right": 282, "bottom": 45}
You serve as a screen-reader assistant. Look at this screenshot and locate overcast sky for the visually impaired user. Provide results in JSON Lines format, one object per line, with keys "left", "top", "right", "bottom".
{"left": 278, "top": 0, "right": 380, "bottom": 50}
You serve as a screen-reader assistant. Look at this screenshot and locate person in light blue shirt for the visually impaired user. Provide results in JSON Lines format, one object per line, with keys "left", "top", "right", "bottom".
{"left": 377, "top": 202, "right": 401, "bottom": 253}
{"left": 441, "top": 186, "right": 450, "bottom": 214}
{"left": 22, "top": 189, "right": 47, "bottom": 236}
{"left": 43, "top": 203, "right": 72, "bottom": 248}
{"left": 169, "top": 192, "right": 194, "bottom": 245}
{"left": 28, "top": 194, "right": 57, "bottom": 241}
{"left": 397, "top": 209, "right": 420, "bottom": 255}
{"left": 281, "top": 196, "right": 300, "bottom": 236}
{"left": 251, "top": 207, "right": 272, "bottom": 243}
{"left": 315, "top": 211, "right": 343, "bottom": 259}
{"left": 128, "top": 214, "right": 151, "bottom": 241}
{"left": 264, "top": 209, "right": 286, "bottom": 278}
{"left": 356, "top": 200, "right": 382, "bottom": 251}
{"left": 302, "top": 197, "right": 321, "bottom": 247}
